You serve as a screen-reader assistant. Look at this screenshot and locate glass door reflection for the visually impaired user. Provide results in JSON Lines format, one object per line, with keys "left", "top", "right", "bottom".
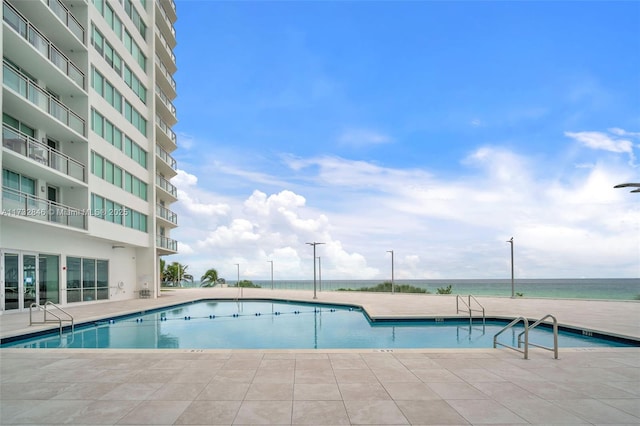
{"left": 3, "top": 253, "right": 19, "bottom": 310}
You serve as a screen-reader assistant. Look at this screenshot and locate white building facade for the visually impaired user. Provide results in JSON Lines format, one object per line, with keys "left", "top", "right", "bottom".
{"left": 0, "top": 0, "right": 178, "bottom": 312}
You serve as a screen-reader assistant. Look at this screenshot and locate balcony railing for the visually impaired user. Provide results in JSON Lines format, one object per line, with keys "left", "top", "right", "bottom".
{"left": 155, "top": 114, "right": 176, "bottom": 144}
{"left": 155, "top": 144, "right": 177, "bottom": 170}
{"left": 156, "top": 203, "right": 177, "bottom": 224}
{"left": 1, "top": 187, "right": 87, "bottom": 230}
{"left": 156, "top": 234, "right": 177, "bottom": 251}
{"left": 3, "top": 2, "right": 85, "bottom": 89}
{"left": 3, "top": 125, "right": 86, "bottom": 182}
{"left": 155, "top": 27, "right": 176, "bottom": 65}
{"left": 155, "top": 84, "right": 176, "bottom": 117}
{"left": 155, "top": 0, "right": 176, "bottom": 38}
{"left": 43, "top": 0, "right": 84, "bottom": 43}
{"left": 155, "top": 53, "right": 176, "bottom": 91}
{"left": 3, "top": 61, "right": 85, "bottom": 136}
{"left": 156, "top": 174, "right": 177, "bottom": 198}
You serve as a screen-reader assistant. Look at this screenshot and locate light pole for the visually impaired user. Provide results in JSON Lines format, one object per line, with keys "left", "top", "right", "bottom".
{"left": 614, "top": 183, "right": 640, "bottom": 193}
{"left": 387, "top": 250, "right": 395, "bottom": 294}
{"left": 235, "top": 263, "right": 242, "bottom": 298}
{"left": 306, "top": 242, "right": 324, "bottom": 299}
{"left": 267, "top": 260, "right": 274, "bottom": 290}
{"left": 506, "top": 238, "right": 514, "bottom": 298}
{"left": 317, "top": 256, "right": 322, "bottom": 292}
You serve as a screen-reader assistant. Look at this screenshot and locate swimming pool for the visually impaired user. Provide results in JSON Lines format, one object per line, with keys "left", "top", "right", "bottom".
{"left": 2, "top": 300, "right": 636, "bottom": 349}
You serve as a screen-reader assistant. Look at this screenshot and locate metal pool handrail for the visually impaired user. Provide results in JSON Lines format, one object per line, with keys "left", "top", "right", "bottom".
{"left": 493, "top": 316, "right": 530, "bottom": 359}
{"left": 517, "top": 314, "right": 559, "bottom": 359}
{"left": 29, "top": 301, "right": 74, "bottom": 336}
{"left": 456, "top": 294, "right": 486, "bottom": 325}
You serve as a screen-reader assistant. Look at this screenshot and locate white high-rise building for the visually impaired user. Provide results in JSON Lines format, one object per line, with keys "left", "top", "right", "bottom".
{"left": 0, "top": 0, "right": 179, "bottom": 312}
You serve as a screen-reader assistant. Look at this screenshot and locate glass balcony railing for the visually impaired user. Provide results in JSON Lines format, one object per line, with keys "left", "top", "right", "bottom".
{"left": 1, "top": 186, "right": 87, "bottom": 230}
{"left": 155, "top": 84, "right": 177, "bottom": 117}
{"left": 156, "top": 203, "right": 177, "bottom": 224}
{"left": 155, "top": 27, "right": 176, "bottom": 65}
{"left": 155, "top": 144, "right": 177, "bottom": 170}
{"left": 43, "top": 0, "right": 84, "bottom": 43}
{"left": 156, "top": 0, "right": 176, "bottom": 37}
{"left": 155, "top": 114, "right": 176, "bottom": 144}
{"left": 156, "top": 174, "right": 177, "bottom": 198}
{"left": 3, "top": 61, "right": 85, "bottom": 136}
{"left": 3, "top": 125, "right": 86, "bottom": 182}
{"left": 3, "top": 2, "right": 85, "bottom": 89}
{"left": 156, "top": 234, "right": 177, "bottom": 251}
{"left": 155, "top": 53, "right": 176, "bottom": 91}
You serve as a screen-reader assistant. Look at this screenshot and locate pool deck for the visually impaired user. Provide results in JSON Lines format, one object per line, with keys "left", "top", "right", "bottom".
{"left": 1, "top": 289, "right": 639, "bottom": 425}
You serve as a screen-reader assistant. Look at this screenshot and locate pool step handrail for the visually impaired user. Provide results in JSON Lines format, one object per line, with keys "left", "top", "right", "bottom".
{"left": 29, "top": 301, "right": 74, "bottom": 336}
{"left": 517, "top": 314, "right": 559, "bottom": 359}
{"left": 456, "top": 294, "right": 486, "bottom": 325}
{"left": 493, "top": 316, "right": 530, "bottom": 358}
{"left": 493, "top": 314, "right": 558, "bottom": 360}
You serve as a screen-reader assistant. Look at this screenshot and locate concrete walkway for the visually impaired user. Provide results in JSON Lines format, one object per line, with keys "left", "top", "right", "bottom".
{"left": 1, "top": 289, "right": 639, "bottom": 425}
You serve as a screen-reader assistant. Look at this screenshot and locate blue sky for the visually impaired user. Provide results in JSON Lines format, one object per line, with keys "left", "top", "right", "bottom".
{"left": 170, "top": 1, "right": 639, "bottom": 282}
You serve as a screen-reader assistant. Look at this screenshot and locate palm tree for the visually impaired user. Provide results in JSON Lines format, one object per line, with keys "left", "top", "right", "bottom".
{"left": 165, "top": 262, "right": 194, "bottom": 287}
{"left": 159, "top": 258, "right": 168, "bottom": 286}
{"left": 200, "top": 268, "right": 219, "bottom": 287}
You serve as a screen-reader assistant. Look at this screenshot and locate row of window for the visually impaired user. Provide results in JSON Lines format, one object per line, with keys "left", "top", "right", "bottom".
{"left": 66, "top": 256, "right": 109, "bottom": 302}
{"left": 123, "top": 0, "right": 147, "bottom": 39}
{"left": 2, "top": 169, "right": 35, "bottom": 196}
{"left": 91, "top": 151, "right": 148, "bottom": 201}
{"left": 92, "top": 0, "right": 146, "bottom": 71}
{"left": 91, "top": 193, "right": 148, "bottom": 232}
{"left": 3, "top": 113, "right": 35, "bottom": 139}
{"left": 90, "top": 109, "right": 148, "bottom": 169}
{"left": 91, "top": 67, "right": 147, "bottom": 136}
{"left": 91, "top": 26, "right": 146, "bottom": 104}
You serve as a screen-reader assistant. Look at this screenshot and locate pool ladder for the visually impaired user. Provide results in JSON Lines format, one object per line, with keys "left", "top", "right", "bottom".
{"left": 29, "top": 301, "right": 74, "bottom": 336}
{"left": 493, "top": 314, "right": 558, "bottom": 360}
{"left": 456, "top": 294, "right": 485, "bottom": 325}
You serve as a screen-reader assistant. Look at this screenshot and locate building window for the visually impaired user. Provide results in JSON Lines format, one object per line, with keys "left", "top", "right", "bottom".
{"left": 66, "top": 256, "right": 108, "bottom": 303}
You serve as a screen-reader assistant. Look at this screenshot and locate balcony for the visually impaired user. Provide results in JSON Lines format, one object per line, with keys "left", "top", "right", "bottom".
{"left": 156, "top": 174, "right": 177, "bottom": 199}
{"left": 156, "top": 144, "right": 177, "bottom": 170}
{"left": 3, "top": 1, "right": 85, "bottom": 90}
{"left": 155, "top": 53, "right": 176, "bottom": 96}
{"left": 3, "top": 125, "right": 86, "bottom": 182}
{"left": 155, "top": 84, "right": 177, "bottom": 122}
{"left": 156, "top": 203, "right": 177, "bottom": 225}
{"left": 3, "top": 61, "right": 85, "bottom": 136}
{"left": 155, "top": 0, "right": 176, "bottom": 42}
{"left": 1, "top": 186, "right": 87, "bottom": 230}
{"left": 157, "top": 0, "right": 177, "bottom": 23}
{"left": 156, "top": 114, "right": 177, "bottom": 146}
{"left": 155, "top": 27, "right": 176, "bottom": 73}
{"left": 156, "top": 234, "right": 177, "bottom": 252}
{"left": 43, "top": 0, "right": 84, "bottom": 44}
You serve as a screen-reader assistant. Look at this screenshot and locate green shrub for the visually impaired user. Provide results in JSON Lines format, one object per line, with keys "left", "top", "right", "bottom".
{"left": 234, "top": 280, "right": 261, "bottom": 288}
{"left": 337, "top": 282, "right": 428, "bottom": 293}
{"left": 436, "top": 284, "right": 453, "bottom": 294}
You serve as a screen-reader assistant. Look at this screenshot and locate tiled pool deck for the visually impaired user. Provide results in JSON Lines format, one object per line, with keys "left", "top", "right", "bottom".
{"left": 1, "top": 288, "right": 639, "bottom": 425}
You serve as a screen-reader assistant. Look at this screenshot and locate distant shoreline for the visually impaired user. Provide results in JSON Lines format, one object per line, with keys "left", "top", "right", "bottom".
{"left": 176, "top": 278, "right": 640, "bottom": 300}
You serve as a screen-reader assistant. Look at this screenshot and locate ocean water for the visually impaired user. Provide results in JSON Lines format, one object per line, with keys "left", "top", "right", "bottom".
{"left": 190, "top": 278, "right": 640, "bottom": 300}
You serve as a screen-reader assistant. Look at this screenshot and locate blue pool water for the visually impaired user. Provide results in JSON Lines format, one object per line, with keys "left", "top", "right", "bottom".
{"left": 2, "top": 300, "right": 636, "bottom": 349}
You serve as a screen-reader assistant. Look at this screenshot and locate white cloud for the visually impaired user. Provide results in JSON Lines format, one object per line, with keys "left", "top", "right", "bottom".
{"left": 565, "top": 129, "right": 637, "bottom": 165}
{"left": 338, "top": 129, "right": 392, "bottom": 147}
{"left": 168, "top": 132, "right": 639, "bottom": 281}
{"left": 173, "top": 170, "right": 230, "bottom": 217}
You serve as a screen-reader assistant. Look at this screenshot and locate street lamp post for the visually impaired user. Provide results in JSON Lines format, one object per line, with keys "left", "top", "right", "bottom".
{"left": 317, "top": 256, "right": 322, "bottom": 292}
{"left": 614, "top": 183, "right": 640, "bottom": 193}
{"left": 267, "top": 260, "right": 274, "bottom": 290}
{"left": 506, "top": 238, "right": 514, "bottom": 298}
{"left": 387, "top": 250, "right": 395, "bottom": 294}
{"left": 235, "top": 263, "right": 242, "bottom": 298}
{"left": 306, "top": 242, "right": 324, "bottom": 299}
